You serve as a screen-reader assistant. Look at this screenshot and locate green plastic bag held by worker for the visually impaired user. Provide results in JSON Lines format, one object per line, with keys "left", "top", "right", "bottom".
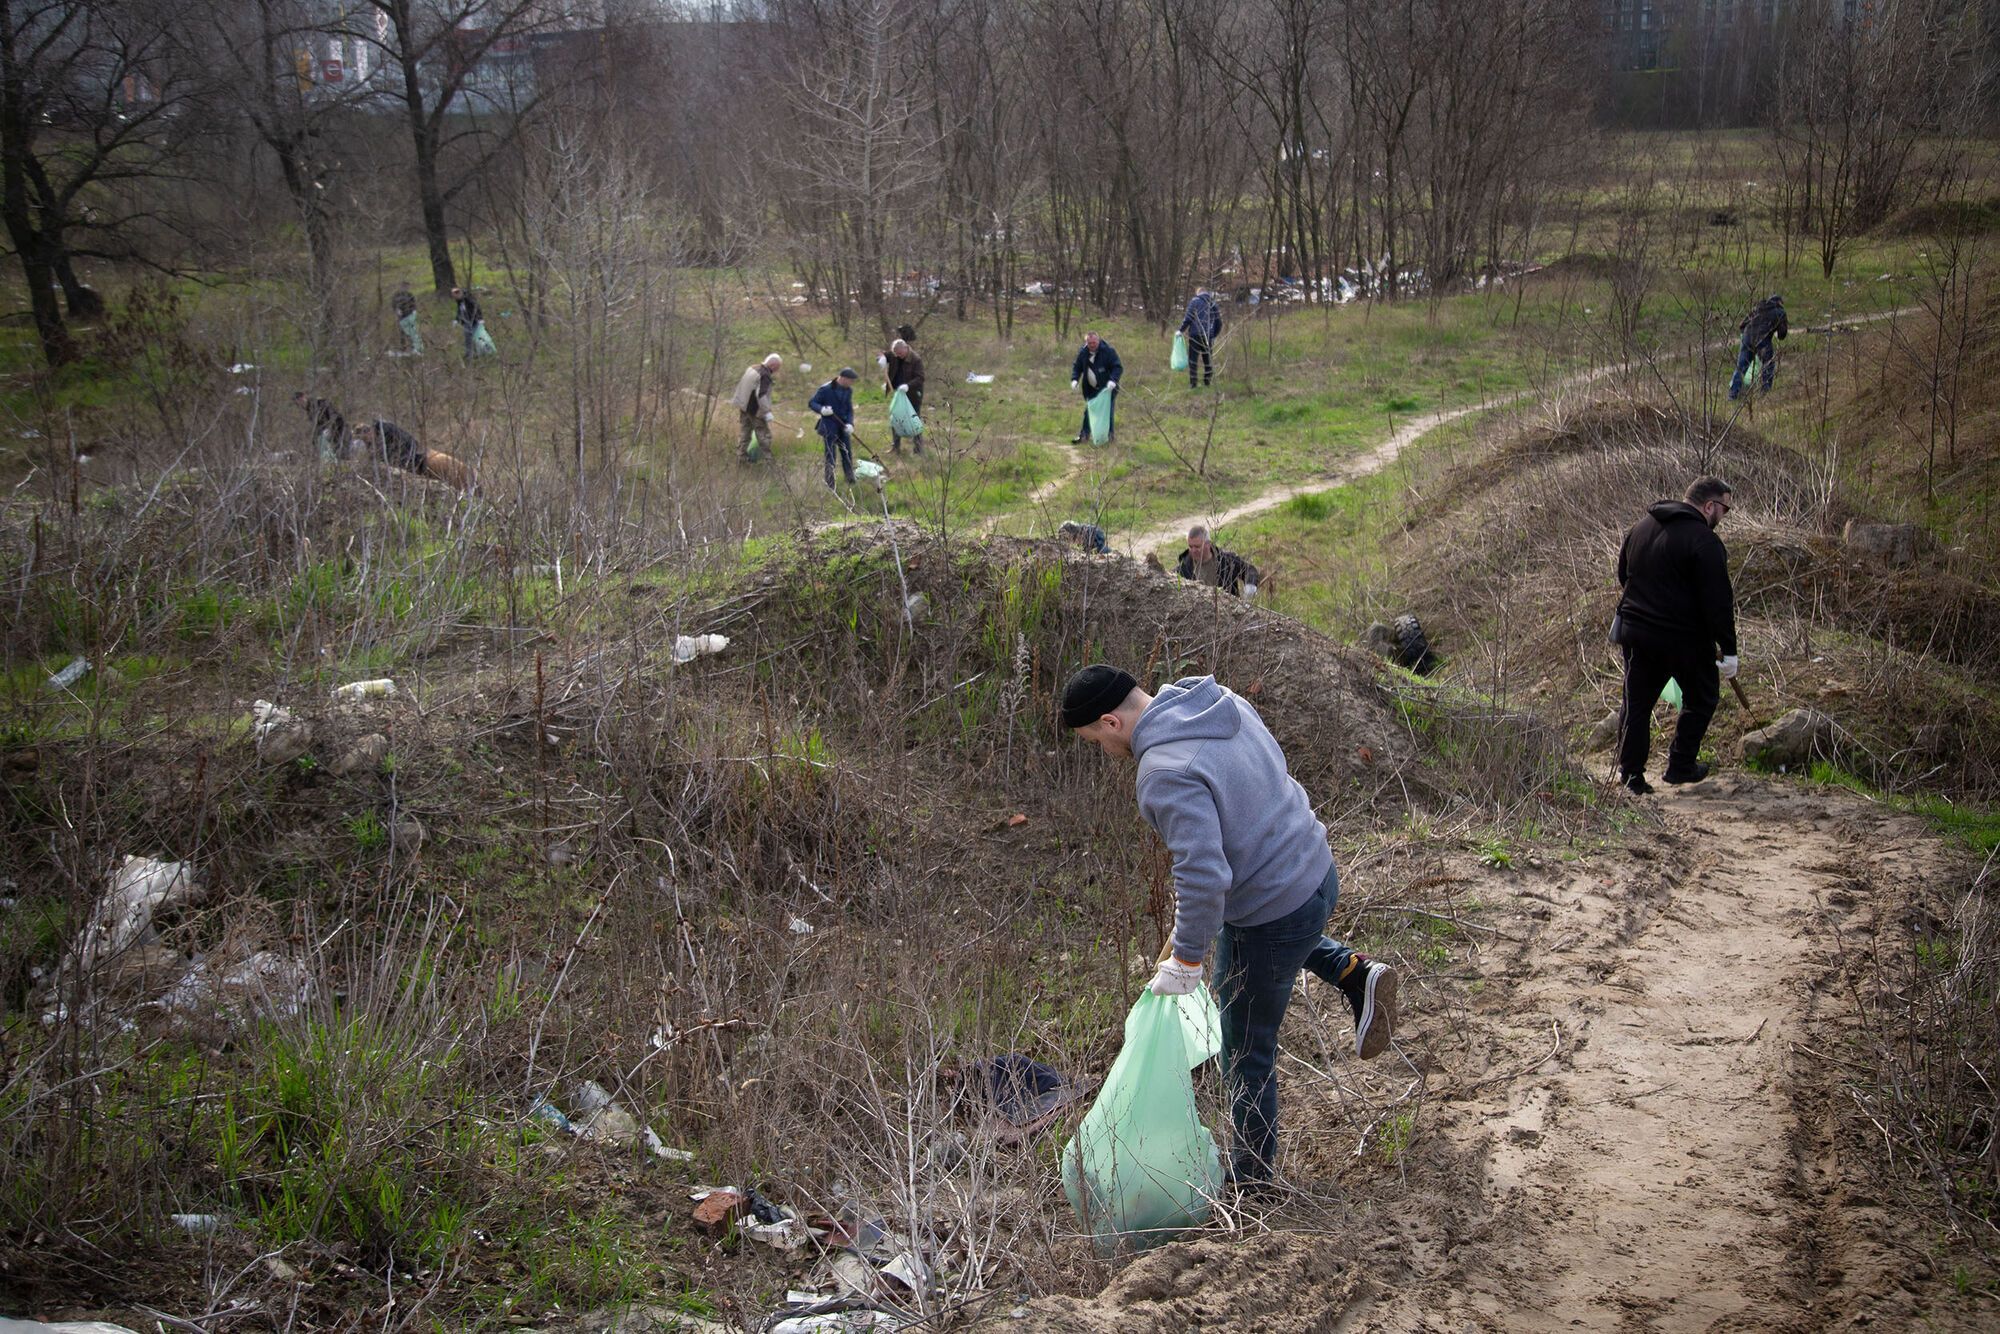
{"left": 1061, "top": 991, "right": 1225, "bottom": 1255}
{"left": 471, "top": 322, "right": 498, "bottom": 358}
{"left": 1170, "top": 332, "right": 1189, "bottom": 372}
{"left": 890, "top": 387, "right": 924, "bottom": 438}
{"left": 1084, "top": 387, "right": 1114, "bottom": 443}
{"left": 1661, "top": 677, "right": 1683, "bottom": 711}
{"left": 1174, "top": 986, "right": 1220, "bottom": 1067}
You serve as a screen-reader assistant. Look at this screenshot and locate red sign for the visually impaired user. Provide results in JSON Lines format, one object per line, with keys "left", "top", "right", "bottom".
{"left": 321, "top": 59, "right": 344, "bottom": 83}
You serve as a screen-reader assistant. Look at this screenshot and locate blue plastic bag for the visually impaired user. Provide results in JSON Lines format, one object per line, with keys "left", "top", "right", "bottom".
{"left": 1061, "top": 991, "right": 1225, "bottom": 1255}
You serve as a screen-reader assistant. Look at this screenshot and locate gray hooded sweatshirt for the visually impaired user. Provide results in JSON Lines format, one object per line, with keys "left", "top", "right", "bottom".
{"left": 1130, "top": 677, "right": 1334, "bottom": 961}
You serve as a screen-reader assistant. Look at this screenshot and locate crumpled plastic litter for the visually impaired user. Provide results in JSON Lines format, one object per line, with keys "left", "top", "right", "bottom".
{"left": 78, "top": 856, "right": 197, "bottom": 969}
{"left": 672, "top": 634, "right": 730, "bottom": 664}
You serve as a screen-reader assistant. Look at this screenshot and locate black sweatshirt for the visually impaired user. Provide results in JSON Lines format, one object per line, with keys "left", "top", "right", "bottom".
{"left": 1616, "top": 500, "right": 1737, "bottom": 656}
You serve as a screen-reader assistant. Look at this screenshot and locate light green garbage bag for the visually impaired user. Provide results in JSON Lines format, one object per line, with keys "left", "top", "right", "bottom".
{"left": 398, "top": 311, "right": 423, "bottom": 354}
{"left": 1084, "top": 387, "right": 1114, "bottom": 443}
{"left": 1170, "top": 332, "right": 1189, "bottom": 372}
{"left": 1061, "top": 991, "right": 1225, "bottom": 1256}
{"left": 1661, "top": 677, "right": 1683, "bottom": 710}
{"left": 470, "top": 322, "right": 498, "bottom": 357}
{"left": 889, "top": 387, "right": 924, "bottom": 438}
{"left": 1173, "top": 985, "right": 1220, "bottom": 1068}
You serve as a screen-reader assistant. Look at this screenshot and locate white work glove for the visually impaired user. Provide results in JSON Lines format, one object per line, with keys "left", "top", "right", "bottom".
{"left": 1719, "top": 654, "right": 1740, "bottom": 681}
{"left": 819, "top": 405, "right": 832, "bottom": 416}
{"left": 1071, "top": 379, "right": 1079, "bottom": 390}
{"left": 1149, "top": 956, "right": 1204, "bottom": 996}
{"left": 897, "top": 383, "right": 909, "bottom": 392}
{"left": 843, "top": 423, "right": 853, "bottom": 435}
{"left": 1106, "top": 380, "right": 1118, "bottom": 391}
{"left": 762, "top": 411, "right": 773, "bottom": 421}
{"left": 1243, "top": 582, "right": 1258, "bottom": 599}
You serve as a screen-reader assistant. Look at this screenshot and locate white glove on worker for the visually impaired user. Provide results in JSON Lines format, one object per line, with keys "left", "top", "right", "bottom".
{"left": 897, "top": 383, "right": 909, "bottom": 392}
{"left": 1243, "top": 582, "right": 1259, "bottom": 599}
{"left": 1719, "top": 655, "right": 1740, "bottom": 681}
{"left": 762, "top": 411, "right": 773, "bottom": 421}
{"left": 1071, "top": 379, "right": 1079, "bottom": 390}
{"left": 1149, "top": 956, "right": 1204, "bottom": 996}
{"left": 1106, "top": 380, "right": 1118, "bottom": 391}
{"left": 843, "top": 423, "right": 854, "bottom": 435}
{"left": 819, "top": 405, "right": 833, "bottom": 416}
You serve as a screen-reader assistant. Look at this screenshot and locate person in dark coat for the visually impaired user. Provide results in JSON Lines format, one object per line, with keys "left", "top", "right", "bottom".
{"left": 808, "top": 368, "right": 860, "bottom": 489}
{"left": 1729, "top": 294, "right": 1787, "bottom": 400}
{"left": 883, "top": 337, "right": 925, "bottom": 455}
{"left": 451, "top": 286, "right": 495, "bottom": 361}
{"left": 1069, "top": 332, "right": 1121, "bottom": 444}
{"left": 292, "top": 392, "right": 346, "bottom": 461}
{"left": 392, "top": 285, "right": 422, "bottom": 354}
{"left": 1058, "top": 520, "right": 1110, "bottom": 554}
{"left": 354, "top": 420, "right": 477, "bottom": 491}
{"left": 1175, "top": 525, "right": 1261, "bottom": 597}
{"left": 1177, "top": 288, "right": 1223, "bottom": 388}
{"left": 1612, "top": 476, "right": 1739, "bottom": 793}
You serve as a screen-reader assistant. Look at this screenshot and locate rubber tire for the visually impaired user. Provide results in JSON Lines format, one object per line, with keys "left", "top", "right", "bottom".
{"left": 1393, "top": 613, "right": 1437, "bottom": 675}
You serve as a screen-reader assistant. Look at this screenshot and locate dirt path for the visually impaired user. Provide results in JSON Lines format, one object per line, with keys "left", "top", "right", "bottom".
{"left": 1012, "top": 774, "right": 1975, "bottom": 1332}
{"left": 1122, "top": 305, "right": 1919, "bottom": 560}
{"left": 1364, "top": 774, "right": 1956, "bottom": 1331}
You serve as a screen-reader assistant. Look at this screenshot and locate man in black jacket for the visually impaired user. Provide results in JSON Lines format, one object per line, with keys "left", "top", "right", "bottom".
{"left": 293, "top": 392, "right": 346, "bottom": 461}
{"left": 1175, "top": 525, "right": 1261, "bottom": 598}
{"left": 1070, "top": 332, "right": 1121, "bottom": 444}
{"left": 1729, "top": 294, "right": 1787, "bottom": 400}
{"left": 1612, "top": 476, "right": 1739, "bottom": 793}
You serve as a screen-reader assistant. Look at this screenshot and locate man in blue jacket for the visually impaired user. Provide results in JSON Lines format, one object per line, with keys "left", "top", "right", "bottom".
{"left": 1062, "top": 665, "right": 1398, "bottom": 1186}
{"left": 1178, "top": 288, "right": 1222, "bottom": 388}
{"left": 808, "top": 367, "right": 860, "bottom": 489}
{"left": 1069, "top": 332, "right": 1121, "bottom": 445}
{"left": 1728, "top": 294, "right": 1787, "bottom": 400}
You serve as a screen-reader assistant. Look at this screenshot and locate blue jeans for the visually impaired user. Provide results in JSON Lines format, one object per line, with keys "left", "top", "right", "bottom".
{"left": 1729, "top": 337, "right": 1775, "bottom": 399}
{"left": 1211, "top": 862, "right": 1354, "bottom": 1182}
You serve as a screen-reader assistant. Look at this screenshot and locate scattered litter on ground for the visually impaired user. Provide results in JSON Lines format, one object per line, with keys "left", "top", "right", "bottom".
{"left": 691, "top": 1188, "right": 745, "bottom": 1236}
{"left": 967, "top": 1054, "right": 1090, "bottom": 1143}
{"left": 159, "top": 949, "right": 312, "bottom": 1021}
{"left": 529, "top": 1099, "right": 573, "bottom": 1132}
{"left": 903, "top": 592, "right": 928, "bottom": 619}
{"left": 78, "top": 856, "right": 197, "bottom": 969}
{"left": 331, "top": 733, "right": 388, "bottom": 777}
{"left": 788, "top": 915, "right": 815, "bottom": 935}
{"left": 1007, "top": 813, "right": 1028, "bottom": 828}
{"left": 965, "top": 373, "right": 995, "bottom": 384}
{"left": 251, "top": 700, "right": 312, "bottom": 766}
{"left": 0, "top": 1321, "right": 147, "bottom": 1333}
{"left": 331, "top": 678, "right": 396, "bottom": 701}
{"left": 769, "top": 1313, "right": 886, "bottom": 1333}
{"left": 672, "top": 633, "right": 730, "bottom": 664}
{"left": 228, "top": 363, "right": 258, "bottom": 373}
{"left": 853, "top": 459, "right": 886, "bottom": 485}
{"left": 46, "top": 657, "right": 91, "bottom": 692}
{"left": 170, "top": 1213, "right": 223, "bottom": 1234}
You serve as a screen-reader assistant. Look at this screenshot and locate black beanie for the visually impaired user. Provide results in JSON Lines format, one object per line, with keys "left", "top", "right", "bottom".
{"left": 1061, "top": 665, "right": 1137, "bottom": 729}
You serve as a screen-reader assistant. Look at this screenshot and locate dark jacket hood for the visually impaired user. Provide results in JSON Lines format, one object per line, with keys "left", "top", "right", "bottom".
{"left": 1648, "top": 500, "right": 1709, "bottom": 526}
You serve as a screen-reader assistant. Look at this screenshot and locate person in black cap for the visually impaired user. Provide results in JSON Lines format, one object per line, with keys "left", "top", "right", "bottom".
{"left": 1061, "top": 664, "right": 1397, "bottom": 1187}
{"left": 882, "top": 337, "right": 925, "bottom": 455}
{"left": 808, "top": 367, "right": 860, "bottom": 489}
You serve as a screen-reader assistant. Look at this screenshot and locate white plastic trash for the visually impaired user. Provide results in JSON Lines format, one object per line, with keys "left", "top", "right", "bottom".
{"left": 331, "top": 678, "right": 396, "bottom": 701}
{"left": 79, "top": 856, "right": 197, "bottom": 968}
{"left": 672, "top": 634, "right": 730, "bottom": 664}
{"left": 852, "top": 459, "right": 885, "bottom": 483}
{"left": 965, "top": 373, "right": 995, "bottom": 384}
{"left": 46, "top": 656, "right": 91, "bottom": 691}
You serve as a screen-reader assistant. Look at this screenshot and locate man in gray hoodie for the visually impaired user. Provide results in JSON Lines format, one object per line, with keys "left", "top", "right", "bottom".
{"left": 1062, "top": 665, "right": 1398, "bottom": 1185}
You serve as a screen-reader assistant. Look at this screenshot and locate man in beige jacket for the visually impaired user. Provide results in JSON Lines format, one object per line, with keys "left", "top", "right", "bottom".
{"left": 732, "top": 354, "right": 783, "bottom": 462}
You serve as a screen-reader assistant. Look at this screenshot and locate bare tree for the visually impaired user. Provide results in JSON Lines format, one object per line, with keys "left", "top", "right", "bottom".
{"left": 356, "top": 0, "right": 551, "bottom": 294}
{"left": 0, "top": 0, "right": 201, "bottom": 365}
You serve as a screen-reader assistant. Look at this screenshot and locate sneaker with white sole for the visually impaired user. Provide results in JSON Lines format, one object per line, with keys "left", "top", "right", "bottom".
{"left": 1337, "top": 956, "right": 1398, "bottom": 1059}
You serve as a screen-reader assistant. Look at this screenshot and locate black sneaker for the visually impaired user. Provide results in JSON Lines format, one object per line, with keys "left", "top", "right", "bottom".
{"left": 1337, "top": 956, "right": 1398, "bottom": 1059}
{"left": 1662, "top": 762, "right": 1710, "bottom": 786}
{"left": 1622, "top": 772, "right": 1653, "bottom": 795}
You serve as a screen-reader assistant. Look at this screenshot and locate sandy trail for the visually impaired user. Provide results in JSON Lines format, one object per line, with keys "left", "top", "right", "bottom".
{"left": 1014, "top": 774, "right": 1973, "bottom": 1331}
